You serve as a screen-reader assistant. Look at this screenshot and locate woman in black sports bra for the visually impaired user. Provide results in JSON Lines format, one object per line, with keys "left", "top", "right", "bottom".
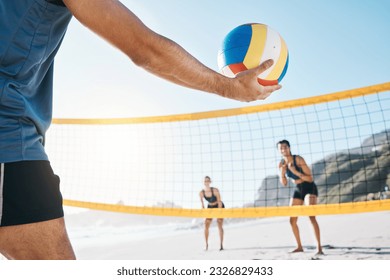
{"left": 277, "top": 140, "right": 323, "bottom": 255}
{"left": 199, "top": 176, "right": 225, "bottom": 251}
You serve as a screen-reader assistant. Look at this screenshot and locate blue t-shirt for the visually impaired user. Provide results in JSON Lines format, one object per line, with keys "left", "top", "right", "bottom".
{"left": 0, "top": 0, "right": 72, "bottom": 163}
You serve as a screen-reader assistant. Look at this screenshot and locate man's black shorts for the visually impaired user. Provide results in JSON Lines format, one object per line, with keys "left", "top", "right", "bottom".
{"left": 0, "top": 161, "right": 64, "bottom": 227}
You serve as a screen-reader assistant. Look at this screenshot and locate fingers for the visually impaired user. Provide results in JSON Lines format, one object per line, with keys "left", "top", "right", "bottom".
{"left": 252, "top": 59, "right": 281, "bottom": 100}
{"left": 254, "top": 59, "right": 274, "bottom": 75}
{"left": 230, "top": 59, "right": 282, "bottom": 102}
{"left": 266, "top": 84, "right": 282, "bottom": 92}
{"left": 257, "top": 84, "right": 282, "bottom": 100}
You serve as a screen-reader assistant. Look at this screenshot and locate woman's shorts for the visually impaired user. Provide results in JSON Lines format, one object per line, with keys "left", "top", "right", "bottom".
{"left": 292, "top": 181, "right": 318, "bottom": 200}
{"left": 207, "top": 202, "right": 225, "bottom": 209}
{"left": 0, "top": 161, "right": 64, "bottom": 227}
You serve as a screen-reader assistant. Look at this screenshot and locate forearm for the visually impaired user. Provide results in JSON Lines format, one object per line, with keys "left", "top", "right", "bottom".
{"left": 279, "top": 173, "right": 288, "bottom": 186}
{"left": 200, "top": 197, "right": 205, "bottom": 209}
{"left": 64, "top": 0, "right": 231, "bottom": 97}
{"left": 64, "top": 0, "right": 281, "bottom": 102}
{"left": 291, "top": 170, "right": 312, "bottom": 183}
{"left": 135, "top": 34, "right": 230, "bottom": 96}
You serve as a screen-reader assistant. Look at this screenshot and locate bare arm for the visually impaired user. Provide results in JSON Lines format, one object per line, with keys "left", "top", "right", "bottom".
{"left": 214, "top": 188, "right": 223, "bottom": 208}
{"left": 63, "top": 0, "right": 281, "bottom": 102}
{"left": 278, "top": 161, "right": 288, "bottom": 186}
{"left": 199, "top": 192, "right": 205, "bottom": 209}
{"left": 288, "top": 156, "right": 313, "bottom": 183}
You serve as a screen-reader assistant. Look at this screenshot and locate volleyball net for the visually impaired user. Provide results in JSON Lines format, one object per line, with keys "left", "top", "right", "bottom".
{"left": 47, "top": 82, "right": 390, "bottom": 218}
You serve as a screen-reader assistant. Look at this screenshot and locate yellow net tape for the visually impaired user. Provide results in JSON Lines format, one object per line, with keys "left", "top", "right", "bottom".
{"left": 53, "top": 82, "right": 390, "bottom": 125}
{"left": 64, "top": 199, "right": 390, "bottom": 218}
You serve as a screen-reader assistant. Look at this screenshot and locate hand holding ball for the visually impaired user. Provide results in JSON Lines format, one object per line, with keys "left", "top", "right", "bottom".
{"left": 218, "top": 23, "right": 288, "bottom": 86}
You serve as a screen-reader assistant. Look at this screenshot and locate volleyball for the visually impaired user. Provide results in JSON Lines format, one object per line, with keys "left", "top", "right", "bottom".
{"left": 217, "top": 23, "right": 289, "bottom": 86}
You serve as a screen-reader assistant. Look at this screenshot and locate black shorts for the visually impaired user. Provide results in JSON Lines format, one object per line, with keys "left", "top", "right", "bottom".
{"left": 207, "top": 202, "right": 225, "bottom": 209}
{"left": 0, "top": 161, "right": 64, "bottom": 227}
{"left": 293, "top": 181, "right": 318, "bottom": 200}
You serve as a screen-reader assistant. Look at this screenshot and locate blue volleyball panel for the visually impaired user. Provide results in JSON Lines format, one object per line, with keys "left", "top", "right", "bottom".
{"left": 278, "top": 54, "right": 289, "bottom": 83}
{"left": 219, "top": 46, "right": 252, "bottom": 67}
{"left": 219, "top": 24, "right": 253, "bottom": 67}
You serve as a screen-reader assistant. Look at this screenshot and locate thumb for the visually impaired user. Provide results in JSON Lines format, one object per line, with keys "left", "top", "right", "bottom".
{"left": 253, "top": 59, "right": 274, "bottom": 76}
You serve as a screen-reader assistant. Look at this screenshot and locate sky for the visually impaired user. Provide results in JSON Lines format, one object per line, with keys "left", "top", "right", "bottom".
{"left": 52, "top": 0, "right": 390, "bottom": 119}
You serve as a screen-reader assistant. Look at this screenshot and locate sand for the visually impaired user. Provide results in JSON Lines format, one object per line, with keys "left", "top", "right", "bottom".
{"left": 68, "top": 210, "right": 390, "bottom": 260}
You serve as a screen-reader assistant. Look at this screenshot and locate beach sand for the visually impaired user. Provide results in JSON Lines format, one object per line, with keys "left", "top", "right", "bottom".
{"left": 68, "top": 210, "right": 390, "bottom": 260}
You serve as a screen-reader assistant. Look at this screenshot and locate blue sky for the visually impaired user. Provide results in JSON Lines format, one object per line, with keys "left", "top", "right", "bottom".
{"left": 53, "top": 0, "right": 390, "bottom": 118}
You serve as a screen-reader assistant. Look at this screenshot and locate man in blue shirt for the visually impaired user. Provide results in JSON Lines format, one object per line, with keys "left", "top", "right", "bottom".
{"left": 0, "top": 0, "right": 281, "bottom": 259}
